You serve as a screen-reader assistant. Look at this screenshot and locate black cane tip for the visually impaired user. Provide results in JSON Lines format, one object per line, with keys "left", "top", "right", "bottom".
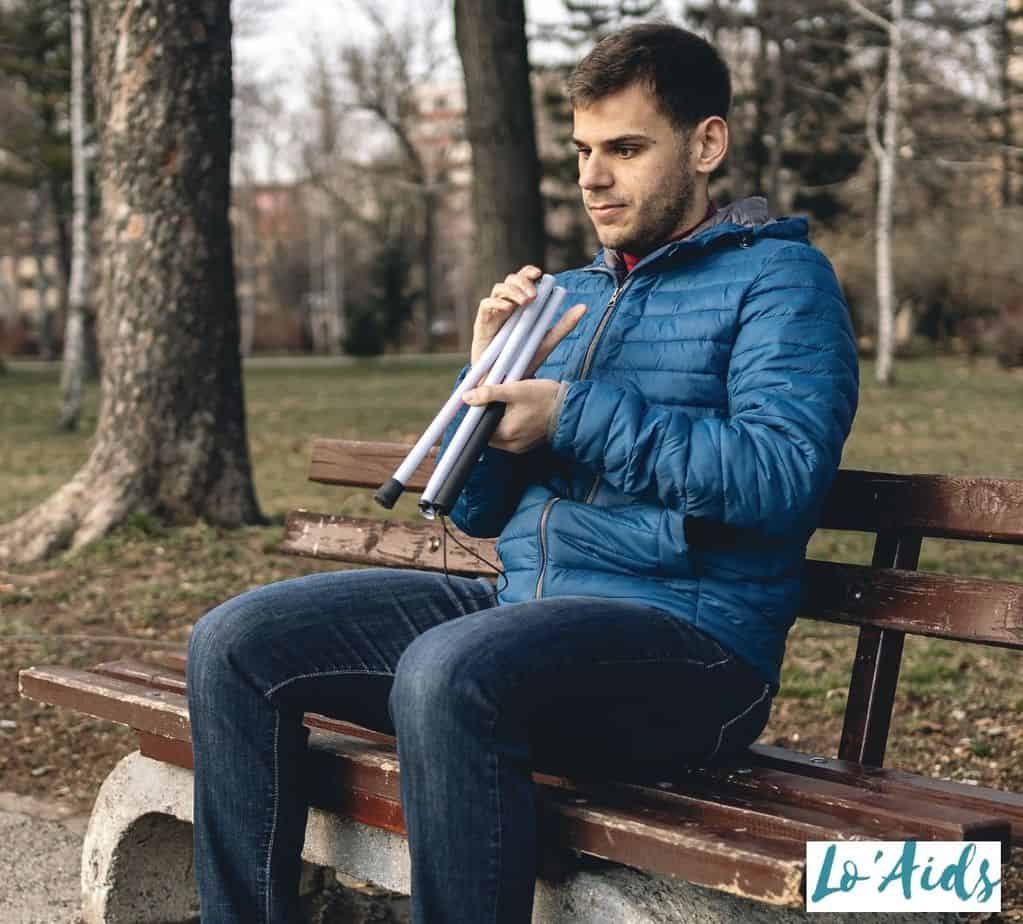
{"left": 374, "top": 478, "right": 404, "bottom": 509}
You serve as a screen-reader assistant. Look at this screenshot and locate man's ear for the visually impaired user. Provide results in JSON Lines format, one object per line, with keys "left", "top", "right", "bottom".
{"left": 691, "top": 116, "right": 729, "bottom": 176}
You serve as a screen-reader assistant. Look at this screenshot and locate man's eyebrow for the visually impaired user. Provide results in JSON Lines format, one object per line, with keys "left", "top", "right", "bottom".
{"left": 572, "top": 134, "right": 655, "bottom": 147}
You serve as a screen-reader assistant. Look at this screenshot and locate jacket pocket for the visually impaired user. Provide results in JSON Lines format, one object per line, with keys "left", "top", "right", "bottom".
{"left": 545, "top": 500, "right": 695, "bottom": 580}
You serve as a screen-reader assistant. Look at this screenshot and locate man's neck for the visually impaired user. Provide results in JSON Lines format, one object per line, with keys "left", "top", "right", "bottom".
{"left": 668, "top": 186, "right": 712, "bottom": 244}
{"left": 621, "top": 196, "right": 717, "bottom": 273}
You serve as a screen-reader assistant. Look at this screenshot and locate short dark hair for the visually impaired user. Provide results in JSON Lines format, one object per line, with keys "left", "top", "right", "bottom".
{"left": 566, "top": 24, "right": 731, "bottom": 133}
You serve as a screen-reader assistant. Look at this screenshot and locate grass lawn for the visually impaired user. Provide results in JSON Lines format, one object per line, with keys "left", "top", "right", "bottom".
{"left": 1, "top": 354, "right": 1021, "bottom": 914}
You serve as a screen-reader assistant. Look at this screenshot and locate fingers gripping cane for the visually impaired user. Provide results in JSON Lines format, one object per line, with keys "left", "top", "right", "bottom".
{"left": 373, "top": 275, "right": 567, "bottom": 517}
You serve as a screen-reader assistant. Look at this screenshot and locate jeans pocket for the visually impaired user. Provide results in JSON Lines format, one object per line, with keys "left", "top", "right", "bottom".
{"left": 705, "top": 682, "right": 773, "bottom": 762}
{"left": 658, "top": 614, "right": 734, "bottom": 668}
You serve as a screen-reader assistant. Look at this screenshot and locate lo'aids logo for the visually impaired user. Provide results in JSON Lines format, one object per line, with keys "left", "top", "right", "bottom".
{"left": 806, "top": 841, "right": 1001, "bottom": 912}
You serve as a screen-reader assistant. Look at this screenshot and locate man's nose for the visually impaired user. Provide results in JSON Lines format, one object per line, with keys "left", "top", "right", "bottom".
{"left": 578, "top": 153, "right": 612, "bottom": 190}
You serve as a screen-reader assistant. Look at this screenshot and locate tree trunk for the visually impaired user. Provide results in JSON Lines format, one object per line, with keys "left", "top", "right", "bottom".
{"left": 325, "top": 212, "right": 342, "bottom": 354}
{"left": 421, "top": 184, "right": 436, "bottom": 353}
{"left": 0, "top": 0, "right": 263, "bottom": 566}
{"left": 31, "top": 188, "right": 54, "bottom": 360}
{"left": 874, "top": 0, "right": 901, "bottom": 386}
{"left": 59, "top": 0, "right": 89, "bottom": 431}
{"left": 998, "top": 0, "right": 1022, "bottom": 207}
{"left": 765, "top": 34, "right": 787, "bottom": 210}
{"left": 454, "top": 0, "right": 545, "bottom": 297}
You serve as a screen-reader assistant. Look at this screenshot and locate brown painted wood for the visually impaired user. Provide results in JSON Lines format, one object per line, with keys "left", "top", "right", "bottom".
{"left": 306, "top": 440, "right": 1023, "bottom": 544}
{"left": 839, "top": 533, "right": 920, "bottom": 765}
{"left": 539, "top": 788, "right": 806, "bottom": 906}
{"left": 743, "top": 745, "right": 1023, "bottom": 847}
{"left": 152, "top": 649, "right": 187, "bottom": 674}
{"left": 308, "top": 440, "right": 439, "bottom": 491}
{"left": 280, "top": 510, "right": 499, "bottom": 577}
{"left": 117, "top": 650, "right": 1016, "bottom": 852}
{"left": 650, "top": 766, "right": 1010, "bottom": 848}
{"left": 27, "top": 665, "right": 1015, "bottom": 841}
{"left": 19, "top": 666, "right": 191, "bottom": 740}
{"left": 139, "top": 731, "right": 193, "bottom": 768}
{"left": 18, "top": 666, "right": 806, "bottom": 903}
{"left": 802, "top": 559, "right": 1023, "bottom": 648}
{"left": 820, "top": 470, "right": 1023, "bottom": 543}
{"left": 281, "top": 513, "right": 1023, "bottom": 646}
{"left": 96, "top": 658, "right": 397, "bottom": 745}
{"left": 93, "top": 659, "right": 187, "bottom": 695}
{"left": 27, "top": 663, "right": 1023, "bottom": 904}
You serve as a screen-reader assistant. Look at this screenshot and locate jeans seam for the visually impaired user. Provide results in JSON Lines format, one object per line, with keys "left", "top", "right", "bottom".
{"left": 490, "top": 716, "right": 501, "bottom": 924}
{"left": 706, "top": 682, "right": 771, "bottom": 763}
{"left": 264, "top": 667, "right": 395, "bottom": 700}
{"left": 593, "top": 656, "right": 729, "bottom": 667}
{"left": 264, "top": 711, "right": 280, "bottom": 924}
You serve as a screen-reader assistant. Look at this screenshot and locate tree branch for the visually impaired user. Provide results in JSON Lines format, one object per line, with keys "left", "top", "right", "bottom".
{"left": 842, "top": 0, "right": 893, "bottom": 35}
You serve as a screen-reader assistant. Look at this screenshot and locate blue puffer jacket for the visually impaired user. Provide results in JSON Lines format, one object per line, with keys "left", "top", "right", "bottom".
{"left": 443, "top": 199, "right": 859, "bottom": 691}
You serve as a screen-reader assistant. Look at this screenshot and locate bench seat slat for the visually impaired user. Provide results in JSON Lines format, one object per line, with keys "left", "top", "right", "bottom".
{"left": 22, "top": 666, "right": 808, "bottom": 905}
{"left": 743, "top": 745, "right": 1023, "bottom": 846}
{"left": 307, "top": 439, "right": 1023, "bottom": 543}
{"left": 96, "top": 658, "right": 1011, "bottom": 850}
{"left": 28, "top": 662, "right": 1016, "bottom": 847}
{"left": 19, "top": 666, "right": 190, "bottom": 740}
{"left": 101, "top": 655, "right": 1021, "bottom": 852}
{"left": 647, "top": 770, "right": 1010, "bottom": 847}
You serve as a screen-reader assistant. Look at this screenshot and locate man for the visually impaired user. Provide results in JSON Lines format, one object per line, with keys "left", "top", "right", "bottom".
{"left": 186, "top": 23, "right": 858, "bottom": 924}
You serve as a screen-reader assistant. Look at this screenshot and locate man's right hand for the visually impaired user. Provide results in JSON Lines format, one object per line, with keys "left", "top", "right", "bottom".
{"left": 471, "top": 264, "right": 586, "bottom": 375}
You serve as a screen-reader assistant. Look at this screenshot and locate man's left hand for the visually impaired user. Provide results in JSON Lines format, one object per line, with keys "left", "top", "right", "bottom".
{"left": 462, "top": 379, "right": 562, "bottom": 454}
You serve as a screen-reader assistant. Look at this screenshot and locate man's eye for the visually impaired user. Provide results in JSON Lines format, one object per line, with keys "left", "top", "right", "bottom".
{"left": 616, "top": 147, "right": 637, "bottom": 158}
{"left": 576, "top": 148, "right": 590, "bottom": 159}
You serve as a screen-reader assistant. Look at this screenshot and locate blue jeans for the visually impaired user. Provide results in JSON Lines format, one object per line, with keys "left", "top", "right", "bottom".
{"left": 186, "top": 568, "right": 773, "bottom": 923}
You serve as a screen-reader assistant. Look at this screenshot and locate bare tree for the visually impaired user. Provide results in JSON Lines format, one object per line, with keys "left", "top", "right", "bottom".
{"left": 455, "top": 0, "right": 545, "bottom": 301}
{"left": 304, "top": 42, "right": 345, "bottom": 354}
{"left": 998, "top": 0, "right": 1023, "bottom": 206}
{"left": 0, "top": 0, "right": 263, "bottom": 565}
{"left": 845, "top": 0, "right": 903, "bottom": 385}
{"left": 58, "top": 0, "right": 89, "bottom": 430}
{"left": 335, "top": 5, "right": 451, "bottom": 351}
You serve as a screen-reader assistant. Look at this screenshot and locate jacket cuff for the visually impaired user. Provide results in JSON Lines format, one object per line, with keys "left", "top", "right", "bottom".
{"left": 544, "top": 380, "right": 571, "bottom": 443}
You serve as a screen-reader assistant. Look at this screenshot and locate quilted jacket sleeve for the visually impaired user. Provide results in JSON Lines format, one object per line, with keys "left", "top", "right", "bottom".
{"left": 441, "top": 366, "right": 548, "bottom": 538}
{"left": 549, "top": 245, "right": 859, "bottom": 537}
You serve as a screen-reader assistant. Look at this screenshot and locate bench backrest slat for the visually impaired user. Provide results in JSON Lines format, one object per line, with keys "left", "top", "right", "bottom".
{"left": 281, "top": 509, "right": 1023, "bottom": 650}
{"left": 308, "top": 440, "right": 1023, "bottom": 543}
{"left": 282, "top": 510, "right": 498, "bottom": 577}
{"left": 821, "top": 470, "right": 1023, "bottom": 543}
{"left": 804, "top": 560, "right": 1023, "bottom": 649}
{"left": 309, "top": 440, "right": 438, "bottom": 491}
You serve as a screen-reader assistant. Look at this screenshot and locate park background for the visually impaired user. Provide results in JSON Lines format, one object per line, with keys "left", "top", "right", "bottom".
{"left": 0, "top": 0, "right": 1021, "bottom": 920}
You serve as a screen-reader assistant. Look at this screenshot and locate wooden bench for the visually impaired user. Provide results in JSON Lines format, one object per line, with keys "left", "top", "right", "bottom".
{"left": 19, "top": 437, "right": 1023, "bottom": 922}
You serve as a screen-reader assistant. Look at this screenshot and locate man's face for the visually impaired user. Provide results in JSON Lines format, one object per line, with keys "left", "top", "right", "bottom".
{"left": 573, "top": 82, "right": 697, "bottom": 256}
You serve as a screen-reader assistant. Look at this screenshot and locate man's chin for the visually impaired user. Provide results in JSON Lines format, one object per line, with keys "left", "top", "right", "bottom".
{"left": 596, "top": 231, "right": 633, "bottom": 253}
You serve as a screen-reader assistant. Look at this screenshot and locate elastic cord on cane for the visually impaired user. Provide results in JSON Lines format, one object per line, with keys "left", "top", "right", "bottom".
{"left": 438, "top": 514, "right": 508, "bottom": 597}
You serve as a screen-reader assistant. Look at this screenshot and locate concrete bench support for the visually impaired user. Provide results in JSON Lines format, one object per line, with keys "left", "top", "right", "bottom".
{"left": 81, "top": 750, "right": 957, "bottom": 924}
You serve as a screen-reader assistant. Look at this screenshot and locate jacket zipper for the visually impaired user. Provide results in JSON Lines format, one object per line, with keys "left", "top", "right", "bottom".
{"left": 577, "top": 280, "right": 631, "bottom": 504}
{"left": 566, "top": 234, "right": 747, "bottom": 531}
{"left": 534, "top": 497, "right": 559, "bottom": 598}
{"left": 578, "top": 281, "right": 629, "bottom": 381}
